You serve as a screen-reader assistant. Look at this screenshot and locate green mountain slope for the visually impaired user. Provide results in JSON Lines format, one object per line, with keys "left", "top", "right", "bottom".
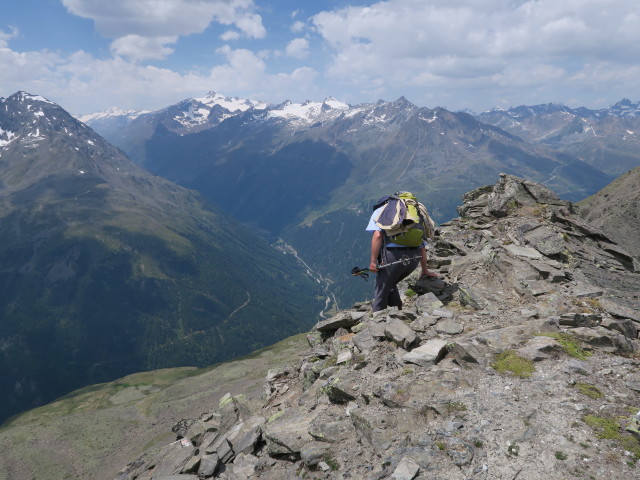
{"left": 0, "top": 92, "right": 322, "bottom": 423}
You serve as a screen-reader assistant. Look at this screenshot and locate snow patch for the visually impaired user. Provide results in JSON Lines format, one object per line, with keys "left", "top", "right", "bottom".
{"left": 0, "top": 127, "right": 17, "bottom": 147}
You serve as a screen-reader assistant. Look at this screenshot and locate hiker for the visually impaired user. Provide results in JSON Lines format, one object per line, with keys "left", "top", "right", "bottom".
{"left": 366, "top": 192, "right": 437, "bottom": 312}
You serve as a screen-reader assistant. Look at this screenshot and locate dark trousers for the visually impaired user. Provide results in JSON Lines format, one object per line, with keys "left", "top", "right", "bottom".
{"left": 372, "top": 247, "right": 420, "bottom": 312}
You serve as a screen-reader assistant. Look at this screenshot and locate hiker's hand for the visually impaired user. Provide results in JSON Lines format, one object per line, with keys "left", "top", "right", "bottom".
{"left": 369, "top": 261, "right": 379, "bottom": 273}
{"left": 421, "top": 271, "right": 438, "bottom": 278}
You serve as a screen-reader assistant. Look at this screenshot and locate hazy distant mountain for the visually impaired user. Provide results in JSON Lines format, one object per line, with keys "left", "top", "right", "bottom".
{"left": 0, "top": 92, "right": 322, "bottom": 422}
{"left": 475, "top": 99, "right": 640, "bottom": 177}
{"left": 578, "top": 166, "right": 640, "bottom": 259}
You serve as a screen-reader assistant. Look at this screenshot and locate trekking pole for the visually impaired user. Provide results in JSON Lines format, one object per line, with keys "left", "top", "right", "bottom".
{"left": 351, "top": 255, "right": 422, "bottom": 281}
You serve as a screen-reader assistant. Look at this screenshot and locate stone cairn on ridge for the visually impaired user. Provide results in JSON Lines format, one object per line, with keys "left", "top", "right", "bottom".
{"left": 115, "top": 174, "right": 640, "bottom": 480}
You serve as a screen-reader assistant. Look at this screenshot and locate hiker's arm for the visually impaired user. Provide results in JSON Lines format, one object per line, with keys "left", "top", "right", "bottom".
{"left": 420, "top": 246, "right": 437, "bottom": 277}
{"left": 369, "top": 230, "right": 382, "bottom": 273}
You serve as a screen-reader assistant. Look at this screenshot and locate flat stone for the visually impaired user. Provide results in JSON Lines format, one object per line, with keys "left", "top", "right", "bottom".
{"left": 147, "top": 442, "right": 196, "bottom": 477}
{"left": 392, "top": 456, "right": 420, "bottom": 480}
{"left": 384, "top": 318, "right": 417, "bottom": 349}
{"left": 323, "top": 372, "right": 359, "bottom": 404}
{"left": 415, "top": 292, "right": 444, "bottom": 314}
{"left": 198, "top": 454, "right": 220, "bottom": 477}
{"left": 571, "top": 284, "right": 604, "bottom": 298}
{"left": 337, "top": 350, "right": 353, "bottom": 364}
{"left": 523, "top": 226, "right": 566, "bottom": 257}
{"left": 263, "top": 410, "right": 314, "bottom": 455}
{"left": 435, "top": 319, "right": 464, "bottom": 335}
{"left": 559, "top": 313, "right": 602, "bottom": 328}
{"left": 402, "top": 339, "right": 448, "bottom": 367}
{"left": 447, "top": 342, "right": 488, "bottom": 368}
{"left": 625, "top": 382, "right": 640, "bottom": 393}
{"left": 504, "top": 244, "right": 543, "bottom": 260}
{"left": 409, "top": 315, "right": 438, "bottom": 332}
{"left": 300, "top": 442, "right": 332, "bottom": 467}
{"left": 517, "top": 336, "right": 561, "bottom": 361}
{"left": 431, "top": 308, "right": 454, "bottom": 318}
{"left": 316, "top": 312, "right": 360, "bottom": 332}
{"left": 309, "top": 419, "right": 355, "bottom": 443}
{"left": 562, "top": 359, "right": 593, "bottom": 375}
{"left": 229, "top": 416, "right": 265, "bottom": 456}
{"left": 352, "top": 328, "right": 378, "bottom": 353}
{"left": 601, "top": 317, "right": 638, "bottom": 339}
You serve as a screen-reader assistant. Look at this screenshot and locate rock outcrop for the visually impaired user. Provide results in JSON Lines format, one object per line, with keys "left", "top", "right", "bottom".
{"left": 115, "top": 174, "right": 640, "bottom": 480}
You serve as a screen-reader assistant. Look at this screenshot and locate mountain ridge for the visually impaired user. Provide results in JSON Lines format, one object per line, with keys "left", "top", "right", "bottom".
{"left": 0, "top": 91, "right": 323, "bottom": 423}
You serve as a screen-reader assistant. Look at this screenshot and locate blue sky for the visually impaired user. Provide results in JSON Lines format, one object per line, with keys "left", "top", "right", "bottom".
{"left": 1, "top": 0, "right": 639, "bottom": 115}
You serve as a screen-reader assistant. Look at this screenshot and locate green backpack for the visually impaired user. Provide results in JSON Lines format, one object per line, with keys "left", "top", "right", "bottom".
{"left": 373, "top": 192, "right": 435, "bottom": 247}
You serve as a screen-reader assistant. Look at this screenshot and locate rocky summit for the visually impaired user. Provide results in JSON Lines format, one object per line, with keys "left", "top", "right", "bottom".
{"left": 115, "top": 174, "right": 640, "bottom": 480}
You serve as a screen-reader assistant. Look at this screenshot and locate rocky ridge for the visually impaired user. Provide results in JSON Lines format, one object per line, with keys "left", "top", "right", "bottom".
{"left": 115, "top": 174, "right": 640, "bottom": 480}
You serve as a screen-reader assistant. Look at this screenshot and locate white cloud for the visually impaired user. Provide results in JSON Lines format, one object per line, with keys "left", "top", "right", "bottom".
{"left": 220, "top": 30, "right": 241, "bottom": 41}
{"left": 309, "top": 0, "right": 640, "bottom": 108}
{"left": 285, "top": 38, "right": 309, "bottom": 59}
{"left": 61, "top": 0, "right": 265, "bottom": 61}
{"left": 291, "top": 21, "right": 305, "bottom": 33}
{"left": 110, "top": 35, "right": 178, "bottom": 61}
{"left": 0, "top": 26, "right": 19, "bottom": 48}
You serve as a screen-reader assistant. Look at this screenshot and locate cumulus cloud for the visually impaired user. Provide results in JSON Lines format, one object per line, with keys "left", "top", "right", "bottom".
{"left": 62, "top": 0, "right": 265, "bottom": 61}
{"left": 285, "top": 38, "right": 309, "bottom": 59}
{"left": 311, "top": 0, "right": 640, "bottom": 107}
{"left": 291, "top": 21, "right": 305, "bottom": 33}
{"left": 110, "top": 35, "right": 178, "bottom": 61}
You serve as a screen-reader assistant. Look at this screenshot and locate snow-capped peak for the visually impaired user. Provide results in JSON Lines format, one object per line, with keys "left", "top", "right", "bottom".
{"left": 79, "top": 106, "right": 149, "bottom": 123}
{"left": 194, "top": 91, "right": 267, "bottom": 112}
{"left": 267, "top": 97, "right": 349, "bottom": 123}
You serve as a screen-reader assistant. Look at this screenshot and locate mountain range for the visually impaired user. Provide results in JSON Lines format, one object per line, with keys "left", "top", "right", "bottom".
{"left": 475, "top": 99, "right": 640, "bottom": 177}
{"left": 82, "top": 92, "right": 640, "bottom": 309}
{"left": 0, "top": 92, "right": 323, "bottom": 423}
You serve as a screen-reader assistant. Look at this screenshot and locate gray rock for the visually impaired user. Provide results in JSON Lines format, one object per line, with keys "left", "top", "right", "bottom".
{"left": 391, "top": 456, "right": 420, "bottom": 480}
{"left": 385, "top": 318, "right": 418, "bottom": 349}
{"left": 309, "top": 419, "right": 355, "bottom": 443}
{"left": 300, "top": 441, "right": 332, "bottom": 467}
{"left": 562, "top": 358, "right": 593, "bottom": 376}
{"left": 447, "top": 342, "right": 488, "bottom": 368}
{"left": 571, "top": 326, "right": 635, "bottom": 354}
{"left": 230, "top": 416, "right": 265, "bottom": 456}
{"left": 458, "top": 285, "right": 484, "bottom": 310}
{"left": 601, "top": 317, "right": 638, "bottom": 339}
{"left": 414, "top": 292, "right": 444, "bottom": 314}
{"left": 504, "top": 244, "right": 543, "bottom": 260}
{"left": 316, "top": 312, "right": 360, "bottom": 332}
{"left": 263, "top": 410, "right": 314, "bottom": 456}
{"left": 409, "top": 315, "right": 438, "bottom": 332}
{"left": 435, "top": 319, "right": 464, "bottom": 335}
{"left": 431, "top": 308, "right": 454, "bottom": 318}
{"left": 445, "top": 437, "right": 475, "bottom": 466}
{"left": 559, "top": 312, "right": 602, "bottom": 328}
{"left": 626, "top": 382, "right": 640, "bottom": 393}
{"left": 517, "top": 336, "right": 561, "bottom": 361}
{"left": 523, "top": 226, "right": 566, "bottom": 257}
{"left": 402, "top": 339, "right": 448, "bottom": 367}
{"left": 599, "top": 298, "right": 640, "bottom": 323}
{"left": 322, "top": 372, "right": 359, "bottom": 404}
{"left": 146, "top": 441, "right": 196, "bottom": 477}
{"left": 198, "top": 454, "right": 220, "bottom": 477}
{"left": 352, "top": 328, "right": 378, "bottom": 353}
